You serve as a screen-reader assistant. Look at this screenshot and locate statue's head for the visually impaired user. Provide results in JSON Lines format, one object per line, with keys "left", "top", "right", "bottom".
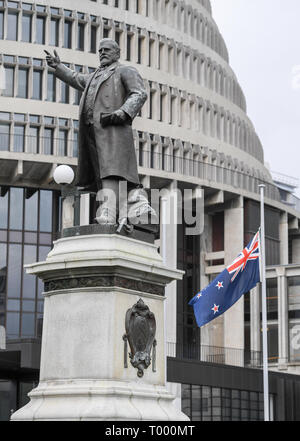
{"left": 98, "top": 38, "right": 120, "bottom": 67}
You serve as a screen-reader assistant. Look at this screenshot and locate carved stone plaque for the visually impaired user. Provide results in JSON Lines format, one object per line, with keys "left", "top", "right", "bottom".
{"left": 123, "top": 298, "right": 157, "bottom": 377}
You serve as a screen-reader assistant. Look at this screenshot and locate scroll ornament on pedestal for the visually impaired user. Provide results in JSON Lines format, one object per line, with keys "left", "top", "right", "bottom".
{"left": 123, "top": 298, "right": 157, "bottom": 377}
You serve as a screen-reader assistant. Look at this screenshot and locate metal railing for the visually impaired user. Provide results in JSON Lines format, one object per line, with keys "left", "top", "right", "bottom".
{"left": 167, "top": 342, "right": 262, "bottom": 368}
{"left": 1, "top": 132, "right": 300, "bottom": 214}
{"left": 0, "top": 132, "right": 78, "bottom": 157}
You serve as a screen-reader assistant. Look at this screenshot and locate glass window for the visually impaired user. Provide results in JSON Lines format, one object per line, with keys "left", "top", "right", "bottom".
{"left": 201, "top": 386, "right": 211, "bottom": 421}
{"left": 232, "top": 390, "right": 241, "bottom": 421}
{"left": 0, "top": 112, "right": 10, "bottom": 120}
{"left": 22, "top": 13, "right": 32, "bottom": 42}
{"left": 17, "top": 68, "right": 28, "bottom": 98}
{"left": 61, "top": 81, "right": 69, "bottom": 103}
{"left": 13, "top": 125, "right": 24, "bottom": 152}
{"left": 90, "top": 25, "right": 97, "bottom": 53}
{"left": 290, "top": 323, "right": 300, "bottom": 362}
{"left": 19, "top": 381, "right": 37, "bottom": 409}
{"left": 7, "top": 299, "right": 20, "bottom": 311}
{"left": 74, "top": 66, "right": 83, "bottom": 105}
{"left": 36, "top": 5, "right": 46, "bottom": 12}
{"left": 64, "top": 20, "right": 72, "bottom": 48}
{"left": 32, "top": 70, "right": 42, "bottom": 100}
{"left": 28, "top": 126, "right": 39, "bottom": 153}
{"left": 24, "top": 232, "right": 37, "bottom": 244}
{"left": 0, "top": 380, "right": 17, "bottom": 421}
{"left": 289, "top": 276, "right": 300, "bottom": 313}
{"left": 9, "top": 230, "right": 22, "bottom": 242}
{"left": 7, "top": 244, "right": 22, "bottom": 298}
{"left": 181, "top": 384, "right": 191, "bottom": 420}
{"left": 33, "top": 58, "right": 42, "bottom": 67}
{"left": 39, "top": 191, "right": 52, "bottom": 232}
{"left": 6, "top": 312, "right": 19, "bottom": 337}
{"left": 47, "top": 72, "right": 56, "bottom": 102}
{"left": 38, "top": 245, "right": 50, "bottom": 262}
{"left": 3, "top": 67, "right": 14, "bottom": 97}
{"left": 44, "top": 128, "right": 53, "bottom": 155}
{"left": 77, "top": 23, "right": 85, "bottom": 50}
{"left": 0, "top": 12, "right": 4, "bottom": 39}
{"left": 21, "top": 312, "right": 35, "bottom": 336}
{"left": 0, "top": 243, "right": 7, "bottom": 320}
{"left": 22, "top": 3, "right": 32, "bottom": 10}
{"left": 24, "top": 191, "right": 38, "bottom": 231}
{"left": 3, "top": 55, "right": 14, "bottom": 63}
{"left": 268, "top": 323, "right": 279, "bottom": 362}
{"left": 29, "top": 115, "right": 39, "bottom": 123}
{"left": 191, "top": 385, "right": 201, "bottom": 421}
{"left": 50, "top": 18, "right": 59, "bottom": 46}
{"left": 22, "top": 245, "right": 36, "bottom": 299}
{"left": 73, "top": 130, "right": 78, "bottom": 157}
{"left": 7, "top": 12, "right": 18, "bottom": 41}
{"left": 0, "top": 123, "right": 10, "bottom": 151}
{"left": 0, "top": 231, "right": 7, "bottom": 241}
{"left": 59, "top": 118, "right": 68, "bottom": 127}
{"left": 9, "top": 188, "right": 23, "bottom": 230}
{"left": 36, "top": 16, "right": 45, "bottom": 44}
{"left": 44, "top": 117, "right": 54, "bottom": 125}
{"left": 19, "top": 56, "right": 29, "bottom": 65}
{"left": 14, "top": 113, "right": 25, "bottom": 122}
{"left": 39, "top": 232, "right": 51, "bottom": 245}
{"left": 0, "top": 193, "right": 8, "bottom": 228}
{"left": 58, "top": 129, "right": 68, "bottom": 156}
{"left": 267, "top": 278, "right": 278, "bottom": 320}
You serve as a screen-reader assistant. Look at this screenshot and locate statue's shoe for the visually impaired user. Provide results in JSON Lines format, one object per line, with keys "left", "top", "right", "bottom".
{"left": 95, "top": 207, "right": 117, "bottom": 225}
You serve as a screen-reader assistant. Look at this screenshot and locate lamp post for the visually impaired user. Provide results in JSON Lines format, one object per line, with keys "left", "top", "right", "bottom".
{"left": 53, "top": 165, "right": 81, "bottom": 228}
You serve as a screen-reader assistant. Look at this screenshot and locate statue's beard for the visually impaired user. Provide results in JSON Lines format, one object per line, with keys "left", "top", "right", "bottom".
{"left": 100, "top": 56, "right": 119, "bottom": 67}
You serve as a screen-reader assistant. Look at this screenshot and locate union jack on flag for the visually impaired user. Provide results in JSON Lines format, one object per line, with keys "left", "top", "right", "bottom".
{"left": 227, "top": 231, "right": 260, "bottom": 282}
{"left": 189, "top": 230, "right": 261, "bottom": 328}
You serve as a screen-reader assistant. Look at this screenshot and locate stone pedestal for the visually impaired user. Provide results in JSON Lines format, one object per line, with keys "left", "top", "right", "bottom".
{"left": 11, "top": 232, "right": 188, "bottom": 421}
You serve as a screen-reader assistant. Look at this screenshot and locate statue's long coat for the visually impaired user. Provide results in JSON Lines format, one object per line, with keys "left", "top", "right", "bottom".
{"left": 54, "top": 62, "right": 147, "bottom": 188}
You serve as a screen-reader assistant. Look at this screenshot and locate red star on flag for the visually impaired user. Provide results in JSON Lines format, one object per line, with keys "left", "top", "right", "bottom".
{"left": 216, "top": 281, "right": 224, "bottom": 290}
{"left": 212, "top": 304, "right": 219, "bottom": 314}
{"left": 197, "top": 293, "right": 202, "bottom": 299}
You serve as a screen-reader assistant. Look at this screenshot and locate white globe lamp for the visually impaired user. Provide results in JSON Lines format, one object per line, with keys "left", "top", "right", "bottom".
{"left": 54, "top": 165, "right": 75, "bottom": 185}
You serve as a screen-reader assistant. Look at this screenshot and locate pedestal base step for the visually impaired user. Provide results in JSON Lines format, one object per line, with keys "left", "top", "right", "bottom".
{"left": 11, "top": 380, "right": 189, "bottom": 421}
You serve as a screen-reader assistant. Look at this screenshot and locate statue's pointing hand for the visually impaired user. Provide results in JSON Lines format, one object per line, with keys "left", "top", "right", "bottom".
{"left": 44, "top": 49, "right": 60, "bottom": 69}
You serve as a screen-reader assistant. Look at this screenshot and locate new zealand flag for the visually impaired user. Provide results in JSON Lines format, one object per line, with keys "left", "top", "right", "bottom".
{"left": 189, "top": 231, "right": 261, "bottom": 328}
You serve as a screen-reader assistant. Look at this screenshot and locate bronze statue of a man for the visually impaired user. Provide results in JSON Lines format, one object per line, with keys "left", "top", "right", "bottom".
{"left": 45, "top": 39, "right": 150, "bottom": 226}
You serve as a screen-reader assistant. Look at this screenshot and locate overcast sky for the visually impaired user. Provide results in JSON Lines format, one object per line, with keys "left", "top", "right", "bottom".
{"left": 210, "top": 0, "right": 300, "bottom": 196}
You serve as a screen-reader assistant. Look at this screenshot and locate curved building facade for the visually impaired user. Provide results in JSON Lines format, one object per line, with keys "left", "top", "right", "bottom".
{"left": 1, "top": 0, "right": 300, "bottom": 421}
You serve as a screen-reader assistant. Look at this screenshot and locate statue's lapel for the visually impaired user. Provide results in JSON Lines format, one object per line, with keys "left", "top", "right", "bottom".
{"left": 79, "top": 70, "right": 98, "bottom": 116}
{"left": 94, "top": 62, "right": 118, "bottom": 96}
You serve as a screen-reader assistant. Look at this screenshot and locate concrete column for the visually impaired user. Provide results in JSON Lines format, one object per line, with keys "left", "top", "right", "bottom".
{"left": 277, "top": 267, "right": 289, "bottom": 367}
{"left": 280, "top": 212, "right": 289, "bottom": 265}
{"left": 160, "top": 180, "right": 178, "bottom": 348}
{"left": 224, "top": 196, "right": 244, "bottom": 365}
{"left": 250, "top": 285, "right": 261, "bottom": 354}
{"left": 80, "top": 193, "right": 90, "bottom": 226}
{"left": 292, "top": 236, "right": 300, "bottom": 264}
{"left": 200, "top": 212, "right": 224, "bottom": 351}
{"left": 0, "top": 326, "right": 5, "bottom": 350}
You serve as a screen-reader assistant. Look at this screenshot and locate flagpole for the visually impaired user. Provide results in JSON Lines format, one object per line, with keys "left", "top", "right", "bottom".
{"left": 259, "top": 184, "right": 270, "bottom": 422}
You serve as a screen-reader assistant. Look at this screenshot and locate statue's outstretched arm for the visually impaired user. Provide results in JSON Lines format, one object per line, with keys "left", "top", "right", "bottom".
{"left": 44, "top": 49, "right": 90, "bottom": 92}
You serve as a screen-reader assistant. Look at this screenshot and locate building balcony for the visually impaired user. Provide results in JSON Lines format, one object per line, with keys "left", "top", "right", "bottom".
{"left": 167, "top": 341, "right": 262, "bottom": 369}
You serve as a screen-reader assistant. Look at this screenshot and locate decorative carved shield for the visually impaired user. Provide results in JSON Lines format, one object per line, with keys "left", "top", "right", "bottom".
{"left": 123, "top": 298, "right": 157, "bottom": 377}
